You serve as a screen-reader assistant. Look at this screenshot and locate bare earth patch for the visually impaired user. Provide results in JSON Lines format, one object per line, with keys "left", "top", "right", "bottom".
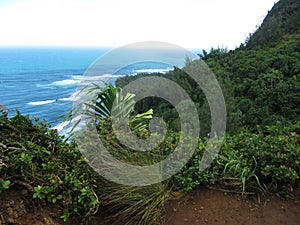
{"left": 164, "top": 188, "right": 300, "bottom": 225}
{"left": 1, "top": 186, "right": 299, "bottom": 225}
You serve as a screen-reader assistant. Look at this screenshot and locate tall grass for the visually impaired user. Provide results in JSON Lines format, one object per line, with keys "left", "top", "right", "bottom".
{"left": 96, "top": 178, "right": 170, "bottom": 225}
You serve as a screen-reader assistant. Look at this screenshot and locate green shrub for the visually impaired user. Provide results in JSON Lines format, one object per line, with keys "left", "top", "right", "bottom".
{"left": 170, "top": 122, "right": 300, "bottom": 197}
{"left": 214, "top": 122, "right": 300, "bottom": 196}
{"left": 171, "top": 137, "right": 216, "bottom": 192}
{"left": 0, "top": 111, "right": 99, "bottom": 221}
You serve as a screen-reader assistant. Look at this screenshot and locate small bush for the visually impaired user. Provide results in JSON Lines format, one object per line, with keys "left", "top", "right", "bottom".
{"left": 0, "top": 111, "right": 99, "bottom": 221}
{"left": 214, "top": 122, "right": 300, "bottom": 196}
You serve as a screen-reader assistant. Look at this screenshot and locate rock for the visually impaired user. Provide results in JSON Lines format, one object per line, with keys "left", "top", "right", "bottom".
{"left": 35, "top": 216, "right": 60, "bottom": 225}
{"left": 171, "top": 191, "right": 181, "bottom": 197}
{"left": 20, "top": 189, "right": 29, "bottom": 196}
{"left": 2, "top": 199, "right": 27, "bottom": 224}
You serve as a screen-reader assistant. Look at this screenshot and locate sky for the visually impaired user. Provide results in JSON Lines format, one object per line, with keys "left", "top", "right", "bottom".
{"left": 0, "top": 0, "right": 279, "bottom": 49}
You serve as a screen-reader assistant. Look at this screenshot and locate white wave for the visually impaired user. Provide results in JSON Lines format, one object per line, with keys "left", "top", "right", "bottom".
{"left": 52, "top": 74, "right": 120, "bottom": 87}
{"left": 36, "top": 83, "right": 55, "bottom": 89}
{"left": 27, "top": 99, "right": 56, "bottom": 106}
{"left": 59, "top": 96, "right": 79, "bottom": 102}
{"left": 53, "top": 115, "right": 83, "bottom": 134}
{"left": 52, "top": 79, "right": 81, "bottom": 86}
{"left": 72, "top": 75, "right": 84, "bottom": 80}
{"left": 59, "top": 97, "right": 73, "bottom": 101}
{"left": 59, "top": 90, "right": 81, "bottom": 102}
{"left": 133, "top": 68, "right": 172, "bottom": 74}
{"left": 52, "top": 120, "right": 70, "bottom": 133}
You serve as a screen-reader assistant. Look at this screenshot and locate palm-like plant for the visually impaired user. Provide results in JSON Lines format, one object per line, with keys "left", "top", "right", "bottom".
{"left": 62, "top": 82, "right": 153, "bottom": 135}
{"left": 60, "top": 83, "right": 169, "bottom": 225}
{"left": 87, "top": 82, "right": 135, "bottom": 120}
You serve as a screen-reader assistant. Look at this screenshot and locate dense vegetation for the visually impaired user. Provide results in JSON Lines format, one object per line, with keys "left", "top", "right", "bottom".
{"left": 117, "top": 32, "right": 300, "bottom": 137}
{"left": 1, "top": 108, "right": 299, "bottom": 224}
{"left": 0, "top": 111, "right": 100, "bottom": 221}
{"left": 1, "top": 0, "right": 299, "bottom": 224}
{"left": 246, "top": 0, "right": 300, "bottom": 49}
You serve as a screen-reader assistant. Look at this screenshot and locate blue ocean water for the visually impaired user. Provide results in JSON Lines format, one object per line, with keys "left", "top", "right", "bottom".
{"left": 0, "top": 46, "right": 177, "bottom": 128}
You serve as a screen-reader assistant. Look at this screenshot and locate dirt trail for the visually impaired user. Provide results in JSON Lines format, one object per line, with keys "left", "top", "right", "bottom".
{"left": 164, "top": 188, "right": 300, "bottom": 225}
{"left": 1, "top": 186, "right": 299, "bottom": 225}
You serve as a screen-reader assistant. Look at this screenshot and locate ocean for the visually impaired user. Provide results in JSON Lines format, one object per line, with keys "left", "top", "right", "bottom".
{"left": 0, "top": 46, "right": 183, "bottom": 130}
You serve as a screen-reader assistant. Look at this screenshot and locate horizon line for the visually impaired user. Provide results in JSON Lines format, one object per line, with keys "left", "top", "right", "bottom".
{"left": 0, "top": 44, "right": 210, "bottom": 51}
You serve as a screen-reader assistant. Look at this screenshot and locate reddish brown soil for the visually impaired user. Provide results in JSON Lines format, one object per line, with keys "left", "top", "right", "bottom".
{"left": 164, "top": 187, "right": 300, "bottom": 225}
{"left": 1, "top": 185, "right": 299, "bottom": 225}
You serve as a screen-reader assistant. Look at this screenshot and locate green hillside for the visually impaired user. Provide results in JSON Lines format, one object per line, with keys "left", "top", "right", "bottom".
{"left": 202, "top": 0, "right": 300, "bottom": 133}
{"left": 117, "top": 0, "right": 300, "bottom": 136}
{"left": 247, "top": 0, "right": 300, "bottom": 49}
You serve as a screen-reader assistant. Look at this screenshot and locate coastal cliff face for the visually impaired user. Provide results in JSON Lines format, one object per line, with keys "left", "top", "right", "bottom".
{"left": 246, "top": 0, "right": 300, "bottom": 48}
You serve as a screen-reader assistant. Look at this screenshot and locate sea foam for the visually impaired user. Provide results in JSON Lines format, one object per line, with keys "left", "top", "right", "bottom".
{"left": 27, "top": 99, "right": 56, "bottom": 106}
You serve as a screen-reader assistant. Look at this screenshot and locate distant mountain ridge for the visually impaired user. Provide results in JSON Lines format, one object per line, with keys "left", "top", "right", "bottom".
{"left": 247, "top": 0, "right": 300, "bottom": 49}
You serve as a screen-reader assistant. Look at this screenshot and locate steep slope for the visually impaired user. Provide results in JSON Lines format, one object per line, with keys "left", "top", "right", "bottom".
{"left": 247, "top": 0, "right": 300, "bottom": 48}
{"left": 115, "top": 0, "right": 300, "bottom": 134}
